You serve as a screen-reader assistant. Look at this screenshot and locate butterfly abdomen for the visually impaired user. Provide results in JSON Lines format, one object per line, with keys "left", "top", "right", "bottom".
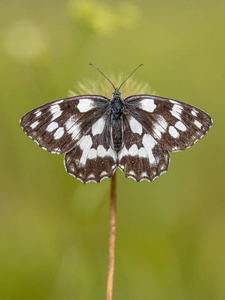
{"left": 110, "top": 92, "right": 124, "bottom": 152}
{"left": 111, "top": 118, "right": 123, "bottom": 151}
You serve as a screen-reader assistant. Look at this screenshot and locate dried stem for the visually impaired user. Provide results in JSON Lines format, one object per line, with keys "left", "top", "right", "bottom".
{"left": 106, "top": 172, "right": 117, "bottom": 300}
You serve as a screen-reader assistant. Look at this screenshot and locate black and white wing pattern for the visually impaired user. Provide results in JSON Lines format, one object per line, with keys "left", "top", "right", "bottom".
{"left": 20, "top": 95, "right": 118, "bottom": 183}
{"left": 119, "top": 94, "right": 212, "bottom": 181}
{"left": 20, "top": 95, "right": 109, "bottom": 154}
{"left": 118, "top": 113, "right": 170, "bottom": 181}
{"left": 20, "top": 92, "right": 212, "bottom": 183}
{"left": 64, "top": 115, "right": 117, "bottom": 183}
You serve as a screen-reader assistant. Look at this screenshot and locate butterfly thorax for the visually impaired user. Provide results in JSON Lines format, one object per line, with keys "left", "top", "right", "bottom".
{"left": 110, "top": 90, "right": 124, "bottom": 152}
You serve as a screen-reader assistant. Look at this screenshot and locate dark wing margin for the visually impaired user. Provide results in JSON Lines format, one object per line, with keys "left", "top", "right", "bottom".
{"left": 124, "top": 95, "right": 212, "bottom": 152}
{"left": 20, "top": 95, "right": 109, "bottom": 154}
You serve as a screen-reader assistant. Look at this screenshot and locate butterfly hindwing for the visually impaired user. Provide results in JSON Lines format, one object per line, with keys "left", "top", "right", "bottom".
{"left": 124, "top": 95, "right": 212, "bottom": 152}
{"left": 64, "top": 115, "right": 118, "bottom": 183}
{"left": 20, "top": 95, "right": 109, "bottom": 154}
{"left": 118, "top": 112, "right": 170, "bottom": 182}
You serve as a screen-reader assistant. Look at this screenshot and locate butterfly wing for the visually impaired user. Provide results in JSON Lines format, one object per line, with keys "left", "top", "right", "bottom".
{"left": 124, "top": 95, "right": 212, "bottom": 152}
{"left": 118, "top": 112, "right": 170, "bottom": 182}
{"left": 64, "top": 116, "right": 118, "bottom": 183}
{"left": 20, "top": 93, "right": 212, "bottom": 183}
{"left": 20, "top": 95, "right": 109, "bottom": 154}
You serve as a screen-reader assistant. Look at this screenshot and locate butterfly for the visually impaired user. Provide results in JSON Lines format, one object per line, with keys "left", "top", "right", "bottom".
{"left": 20, "top": 64, "right": 212, "bottom": 183}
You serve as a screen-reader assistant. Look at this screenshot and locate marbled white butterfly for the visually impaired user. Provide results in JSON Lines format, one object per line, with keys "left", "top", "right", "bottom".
{"left": 20, "top": 64, "right": 212, "bottom": 183}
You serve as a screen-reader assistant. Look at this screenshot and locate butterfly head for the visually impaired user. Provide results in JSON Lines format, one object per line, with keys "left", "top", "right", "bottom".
{"left": 112, "top": 88, "right": 121, "bottom": 98}
{"left": 111, "top": 89, "right": 125, "bottom": 105}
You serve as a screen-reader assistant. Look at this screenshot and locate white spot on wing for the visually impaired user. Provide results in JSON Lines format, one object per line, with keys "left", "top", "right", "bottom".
{"left": 175, "top": 121, "right": 187, "bottom": 131}
{"left": 92, "top": 117, "right": 105, "bottom": 136}
{"left": 46, "top": 122, "right": 58, "bottom": 132}
{"left": 97, "top": 145, "right": 107, "bottom": 157}
{"left": 30, "top": 121, "right": 39, "bottom": 129}
{"left": 169, "top": 126, "right": 179, "bottom": 138}
{"left": 88, "top": 148, "right": 97, "bottom": 159}
{"left": 157, "top": 115, "right": 168, "bottom": 130}
{"left": 101, "top": 171, "right": 108, "bottom": 176}
{"left": 191, "top": 109, "right": 198, "bottom": 117}
{"left": 50, "top": 104, "right": 62, "bottom": 120}
{"left": 153, "top": 115, "right": 168, "bottom": 138}
{"left": 50, "top": 104, "right": 61, "bottom": 113}
{"left": 139, "top": 147, "right": 147, "bottom": 158}
{"left": 35, "top": 110, "right": 42, "bottom": 117}
{"left": 170, "top": 104, "right": 183, "bottom": 121}
{"left": 194, "top": 120, "right": 202, "bottom": 128}
{"left": 118, "top": 146, "right": 128, "bottom": 160}
{"left": 65, "top": 117, "right": 80, "bottom": 140}
{"left": 169, "top": 100, "right": 177, "bottom": 104}
{"left": 128, "top": 144, "right": 138, "bottom": 156}
{"left": 142, "top": 134, "right": 156, "bottom": 164}
{"left": 153, "top": 124, "right": 162, "bottom": 138}
{"left": 139, "top": 98, "right": 156, "bottom": 112}
{"left": 106, "top": 147, "right": 117, "bottom": 161}
{"left": 56, "top": 99, "right": 64, "bottom": 104}
{"left": 173, "top": 104, "right": 183, "bottom": 113}
{"left": 54, "top": 127, "right": 64, "bottom": 139}
{"left": 170, "top": 110, "right": 181, "bottom": 120}
{"left": 65, "top": 117, "right": 75, "bottom": 130}
{"left": 129, "top": 116, "right": 143, "bottom": 135}
{"left": 77, "top": 99, "right": 95, "bottom": 112}
{"left": 78, "top": 135, "right": 93, "bottom": 165}
{"left": 87, "top": 173, "right": 95, "bottom": 180}
{"left": 141, "top": 172, "right": 148, "bottom": 177}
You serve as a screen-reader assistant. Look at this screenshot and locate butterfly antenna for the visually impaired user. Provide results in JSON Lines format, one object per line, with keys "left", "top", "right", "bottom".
{"left": 118, "top": 64, "right": 144, "bottom": 91}
{"left": 89, "top": 63, "right": 116, "bottom": 91}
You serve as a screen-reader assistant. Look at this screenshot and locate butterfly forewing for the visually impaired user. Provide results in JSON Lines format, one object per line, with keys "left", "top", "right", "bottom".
{"left": 124, "top": 95, "right": 212, "bottom": 152}
{"left": 20, "top": 95, "right": 109, "bottom": 154}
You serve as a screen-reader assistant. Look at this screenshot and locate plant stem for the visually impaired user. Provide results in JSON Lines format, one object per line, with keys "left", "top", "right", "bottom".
{"left": 106, "top": 172, "right": 117, "bottom": 300}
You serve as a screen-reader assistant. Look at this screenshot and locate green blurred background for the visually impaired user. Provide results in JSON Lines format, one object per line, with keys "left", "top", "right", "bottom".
{"left": 0, "top": 0, "right": 224, "bottom": 299}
